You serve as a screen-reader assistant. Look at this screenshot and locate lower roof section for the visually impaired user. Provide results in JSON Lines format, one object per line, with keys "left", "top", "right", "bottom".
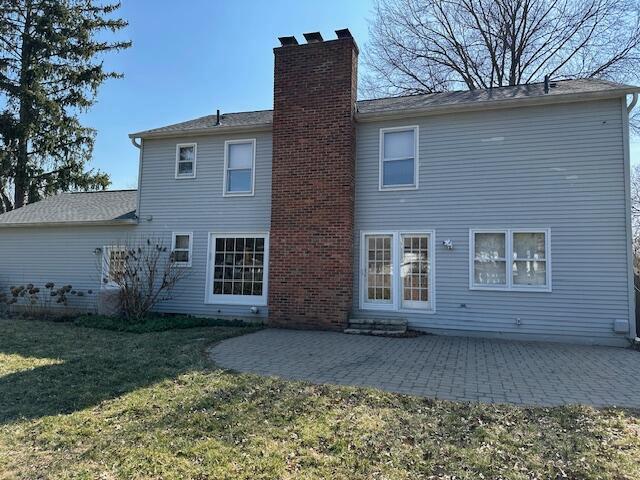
{"left": 0, "top": 190, "right": 138, "bottom": 228}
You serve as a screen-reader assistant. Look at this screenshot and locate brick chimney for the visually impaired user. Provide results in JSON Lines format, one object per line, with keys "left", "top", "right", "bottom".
{"left": 268, "top": 29, "right": 358, "bottom": 329}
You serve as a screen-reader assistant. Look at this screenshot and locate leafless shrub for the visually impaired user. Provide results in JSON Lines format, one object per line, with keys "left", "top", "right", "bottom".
{"left": 101, "top": 237, "right": 188, "bottom": 323}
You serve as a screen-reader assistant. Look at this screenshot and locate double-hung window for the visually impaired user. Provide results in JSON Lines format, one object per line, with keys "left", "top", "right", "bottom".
{"left": 224, "top": 139, "right": 256, "bottom": 196}
{"left": 207, "top": 233, "right": 269, "bottom": 305}
{"left": 175, "top": 143, "right": 196, "bottom": 179}
{"left": 379, "top": 126, "right": 418, "bottom": 190}
{"left": 171, "top": 232, "right": 193, "bottom": 267}
{"left": 470, "top": 229, "right": 551, "bottom": 291}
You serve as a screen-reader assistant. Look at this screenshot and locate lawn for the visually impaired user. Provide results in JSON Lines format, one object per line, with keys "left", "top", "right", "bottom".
{"left": 0, "top": 319, "right": 639, "bottom": 479}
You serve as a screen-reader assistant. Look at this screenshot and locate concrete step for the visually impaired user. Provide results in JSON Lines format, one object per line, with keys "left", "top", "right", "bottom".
{"left": 343, "top": 328, "right": 407, "bottom": 337}
{"left": 347, "top": 317, "right": 407, "bottom": 327}
{"left": 345, "top": 317, "right": 408, "bottom": 336}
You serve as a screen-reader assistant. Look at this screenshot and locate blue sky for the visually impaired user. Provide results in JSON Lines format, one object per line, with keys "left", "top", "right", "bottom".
{"left": 84, "top": 0, "right": 639, "bottom": 190}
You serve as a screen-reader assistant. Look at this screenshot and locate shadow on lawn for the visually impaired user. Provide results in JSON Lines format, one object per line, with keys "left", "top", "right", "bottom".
{"left": 0, "top": 319, "right": 249, "bottom": 424}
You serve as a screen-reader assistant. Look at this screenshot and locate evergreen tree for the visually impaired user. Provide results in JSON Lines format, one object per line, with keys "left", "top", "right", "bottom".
{"left": 0, "top": 0, "right": 131, "bottom": 212}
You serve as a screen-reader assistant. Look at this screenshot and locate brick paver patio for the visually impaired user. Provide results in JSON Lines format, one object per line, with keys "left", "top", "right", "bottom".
{"left": 209, "top": 329, "right": 640, "bottom": 408}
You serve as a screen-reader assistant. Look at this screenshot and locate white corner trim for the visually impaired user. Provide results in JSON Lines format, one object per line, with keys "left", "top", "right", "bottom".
{"left": 378, "top": 125, "right": 419, "bottom": 191}
{"left": 223, "top": 138, "right": 256, "bottom": 197}
{"left": 175, "top": 143, "right": 197, "bottom": 180}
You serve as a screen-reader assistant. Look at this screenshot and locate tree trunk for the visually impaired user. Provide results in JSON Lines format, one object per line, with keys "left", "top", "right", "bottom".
{"left": 14, "top": 1, "right": 32, "bottom": 209}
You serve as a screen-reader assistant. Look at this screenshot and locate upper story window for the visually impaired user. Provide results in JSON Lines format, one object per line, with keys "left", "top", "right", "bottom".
{"left": 379, "top": 126, "right": 418, "bottom": 190}
{"left": 171, "top": 232, "right": 193, "bottom": 267}
{"left": 224, "top": 139, "right": 256, "bottom": 196}
{"left": 175, "top": 143, "right": 196, "bottom": 179}
{"left": 470, "top": 229, "right": 551, "bottom": 292}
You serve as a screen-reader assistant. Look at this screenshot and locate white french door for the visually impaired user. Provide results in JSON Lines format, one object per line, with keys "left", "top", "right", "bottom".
{"left": 361, "top": 231, "right": 434, "bottom": 313}
{"left": 362, "top": 234, "right": 395, "bottom": 309}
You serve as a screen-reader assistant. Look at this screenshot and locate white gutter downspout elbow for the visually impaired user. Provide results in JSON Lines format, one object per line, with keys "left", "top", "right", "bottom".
{"left": 130, "top": 137, "right": 142, "bottom": 149}
{"left": 628, "top": 93, "right": 638, "bottom": 113}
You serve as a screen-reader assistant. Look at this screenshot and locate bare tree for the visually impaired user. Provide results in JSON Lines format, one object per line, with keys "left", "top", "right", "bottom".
{"left": 364, "top": 0, "right": 640, "bottom": 101}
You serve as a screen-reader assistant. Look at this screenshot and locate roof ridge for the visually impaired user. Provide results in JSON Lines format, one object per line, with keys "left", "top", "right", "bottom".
{"left": 65, "top": 189, "right": 137, "bottom": 194}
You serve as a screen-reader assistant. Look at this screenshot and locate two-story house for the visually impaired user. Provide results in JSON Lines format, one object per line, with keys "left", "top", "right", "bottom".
{"left": 1, "top": 29, "right": 638, "bottom": 346}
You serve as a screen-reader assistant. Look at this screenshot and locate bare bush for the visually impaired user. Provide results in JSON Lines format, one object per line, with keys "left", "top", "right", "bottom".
{"left": 101, "top": 237, "right": 188, "bottom": 322}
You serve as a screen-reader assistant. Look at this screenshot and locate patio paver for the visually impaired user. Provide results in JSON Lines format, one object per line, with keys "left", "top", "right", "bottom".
{"left": 209, "top": 329, "right": 640, "bottom": 407}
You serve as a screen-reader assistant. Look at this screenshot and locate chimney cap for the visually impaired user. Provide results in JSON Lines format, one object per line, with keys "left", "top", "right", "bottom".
{"left": 278, "top": 36, "right": 299, "bottom": 47}
{"left": 335, "top": 28, "right": 353, "bottom": 39}
{"left": 303, "top": 32, "right": 323, "bottom": 43}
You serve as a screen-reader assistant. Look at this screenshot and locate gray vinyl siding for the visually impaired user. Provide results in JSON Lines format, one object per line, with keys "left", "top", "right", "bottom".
{"left": 136, "top": 131, "right": 272, "bottom": 318}
{"left": 354, "top": 98, "right": 631, "bottom": 346}
{"left": 0, "top": 226, "right": 135, "bottom": 312}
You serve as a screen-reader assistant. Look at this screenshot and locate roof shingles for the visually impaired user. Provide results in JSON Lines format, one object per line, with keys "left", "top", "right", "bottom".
{"left": 130, "top": 79, "right": 639, "bottom": 138}
{"left": 0, "top": 190, "right": 137, "bottom": 226}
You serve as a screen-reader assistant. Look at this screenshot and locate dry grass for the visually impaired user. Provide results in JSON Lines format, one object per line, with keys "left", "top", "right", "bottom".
{"left": 0, "top": 318, "right": 639, "bottom": 479}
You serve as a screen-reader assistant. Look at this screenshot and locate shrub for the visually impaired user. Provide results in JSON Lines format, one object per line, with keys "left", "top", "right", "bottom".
{"left": 102, "top": 237, "right": 188, "bottom": 323}
{"left": 0, "top": 282, "right": 92, "bottom": 317}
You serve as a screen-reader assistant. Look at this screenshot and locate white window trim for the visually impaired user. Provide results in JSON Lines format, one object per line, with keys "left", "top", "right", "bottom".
{"left": 204, "top": 232, "right": 269, "bottom": 306}
{"left": 379, "top": 125, "right": 419, "bottom": 191}
{"left": 175, "top": 143, "right": 197, "bottom": 179}
{"left": 101, "top": 245, "right": 126, "bottom": 290}
{"left": 171, "top": 232, "right": 193, "bottom": 268}
{"left": 469, "top": 228, "right": 552, "bottom": 292}
{"left": 223, "top": 139, "right": 256, "bottom": 197}
{"left": 359, "top": 230, "right": 436, "bottom": 314}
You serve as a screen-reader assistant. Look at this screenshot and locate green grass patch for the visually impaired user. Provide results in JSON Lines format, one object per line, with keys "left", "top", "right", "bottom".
{"left": 0, "top": 318, "right": 639, "bottom": 479}
{"left": 73, "top": 313, "right": 255, "bottom": 333}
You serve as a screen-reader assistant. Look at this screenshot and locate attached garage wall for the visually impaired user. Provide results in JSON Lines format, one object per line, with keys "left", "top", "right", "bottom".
{"left": 0, "top": 225, "right": 136, "bottom": 313}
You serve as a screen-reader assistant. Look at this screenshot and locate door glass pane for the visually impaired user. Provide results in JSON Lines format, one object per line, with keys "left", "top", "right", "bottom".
{"left": 401, "top": 235, "right": 429, "bottom": 307}
{"left": 513, "top": 232, "right": 545, "bottom": 260}
{"left": 365, "top": 235, "right": 392, "bottom": 303}
{"left": 512, "top": 260, "right": 547, "bottom": 286}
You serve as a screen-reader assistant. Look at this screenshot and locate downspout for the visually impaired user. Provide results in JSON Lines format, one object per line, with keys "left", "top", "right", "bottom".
{"left": 131, "top": 137, "right": 143, "bottom": 223}
{"left": 628, "top": 93, "right": 638, "bottom": 113}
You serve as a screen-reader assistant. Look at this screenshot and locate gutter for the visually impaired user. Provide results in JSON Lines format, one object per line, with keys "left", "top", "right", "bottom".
{"left": 0, "top": 219, "right": 138, "bottom": 228}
